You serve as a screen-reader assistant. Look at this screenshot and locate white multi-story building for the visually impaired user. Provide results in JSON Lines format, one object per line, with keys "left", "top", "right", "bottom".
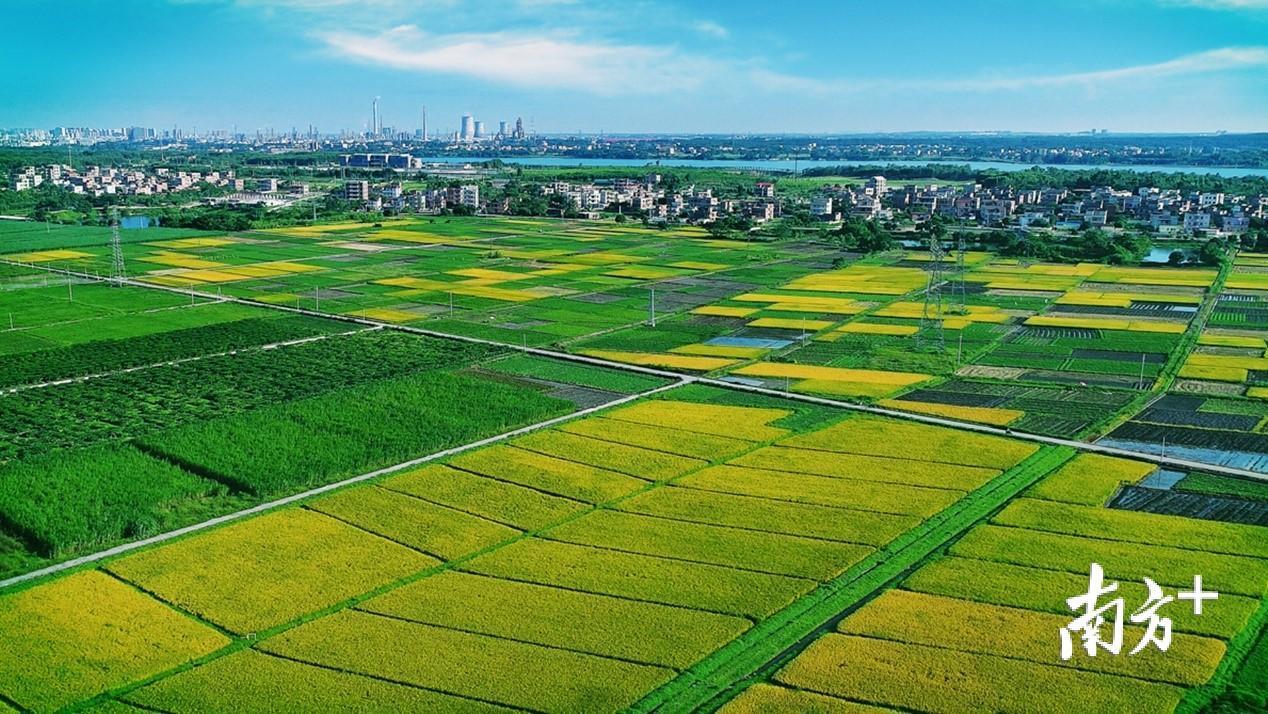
{"left": 1197, "top": 192, "right": 1225, "bottom": 208}
{"left": 1183, "top": 212, "right": 1212, "bottom": 231}
{"left": 343, "top": 180, "right": 370, "bottom": 202}
{"left": 10, "top": 167, "right": 42, "bottom": 190}
{"left": 1083, "top": 210, "right": 1108, "bottom": 227}
{"left": 852, "top": 195, "right": 881, "bottom": 219}
{"left": 1222, "top": 213, "right": 1250, "bottom": 233}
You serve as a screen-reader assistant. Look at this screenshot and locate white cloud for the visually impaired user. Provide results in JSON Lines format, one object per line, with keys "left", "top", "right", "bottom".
{"left": 172, "top": 0, "right": 414, "bottom": 7}
{"left": 752, "top": 47, "right": 1268, "bottom": 94}
{"left": 693, "top": 20, "right": 729, "bottom": 38}
{"left": 317, "top": 25, "right": 714, "bottom": 93}
{"left": 1162, "top": 0, "right": 1268, "bottom": 9}
{"left": 944, "top": 46, "right": 1268, "bottom": 90}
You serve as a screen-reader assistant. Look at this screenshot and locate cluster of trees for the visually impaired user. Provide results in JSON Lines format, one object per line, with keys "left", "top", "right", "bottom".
{"left": 834, "top": 218, "right": 896, "bottom": 253}
{"left": 0, "top": 185, "right": 97, "bottom": 222}
{"left": 500, "top": 181, "right": 582, "bottom": 218}
{"left": 1239, "top": 218, "right": 1268, "bottom": 253}
{"left": 986, "top": 167, "right": 1268, "bottom": 196}
{"left": 705, "top": 214, "right": 754, "bottom": 236}
{"left": 980, "top": 227, "right": 1238, "bottom": 267}
{"left": 981, "top": 228, "right": 1152, "bottom": 264}
{"left": 1199, "top": 236, "right": 1236, "bottom": 267}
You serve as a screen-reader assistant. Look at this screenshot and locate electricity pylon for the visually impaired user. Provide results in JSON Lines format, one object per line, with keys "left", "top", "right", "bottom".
{"left": 109, "top": 208, "right": 126, "bottom": 286}
{"left": 917, "top": 236, "right": 946, "bottom": 352}
{"left": 950, "top": 232, "right": 968, "bottom": 312}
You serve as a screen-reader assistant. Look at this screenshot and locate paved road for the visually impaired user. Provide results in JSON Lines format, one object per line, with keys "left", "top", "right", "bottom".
{"left": 7, "top": 257, "right": 1268, "bottom": 484}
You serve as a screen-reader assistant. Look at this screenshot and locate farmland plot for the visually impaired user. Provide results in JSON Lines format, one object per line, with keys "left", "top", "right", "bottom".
{"left": 358, "top": 571, "right": 749, "bottom": 669}
{"left": 0, "top": 383, "right": 1148, "bottom": 711}
{"left": 726, "top": 451, "right": 1268, "bottom": 713}
{"left": 258, "top": 610, "right": 675, "bottom": 712}
{"left": 106, "top": 509, "right": 431, "bottom": 634}
{"left": 125, "top": 650, "right": 511, "bottom": 714}
{"left": 0, "top": 571, "right": 228, "bottom": 712}
{"left": 141, "top": 371, "right": 569, "bottom": 495}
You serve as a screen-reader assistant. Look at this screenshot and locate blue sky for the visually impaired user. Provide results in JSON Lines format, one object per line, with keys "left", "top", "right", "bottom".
{"left": 4, "top": 0, "right": 1267, "bottom": 134}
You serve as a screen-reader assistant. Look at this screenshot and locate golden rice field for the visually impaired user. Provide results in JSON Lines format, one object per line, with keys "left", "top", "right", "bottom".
{"left": 873, "top": 301, "right": 1009, "bottom": 324}
{"left": 4, "top": 215, "right": 1267, "bottom": 712}
{"left": 0, "top": 393, "right": 1082, "bottom": 711}
{"left": 876, "top": 398, "right": 1024, "bottom": 426}
{"left": 579, "top": 349, "right": 740, "bottom": 371}
{"left": 731, "top": 362, "right": 933, "bottom": 399}
{"left": 670, "top": 343, "right": 769, "bottom": 359}
{"left": 5, "top": 249, "right": 95, "bottom": 263}
{"left": 1024, "top": 315, "right": 1187, "bottom": 333}
{"left": 747, "top": 451, "right": 1268, "bottom": 713}
{"left": 1179, "top": 352, "right": 1268, "bottom": 386}
{"left": 746, "top": 316, "right": 835, "bottom": 331}
{"left": 1199, "top": 333, "right": 1268, "bottom": 349}
{"left": 832, "top": 321, "right": 919, "bottom": 337}
{"left": 691, "top": 304, "right": 760, "bottom": 318}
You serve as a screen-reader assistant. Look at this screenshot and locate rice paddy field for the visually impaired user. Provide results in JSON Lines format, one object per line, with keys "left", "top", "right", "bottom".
{"left": 0, "top": 387, "right": 1060, "bottom": 711}
{"left": 728, "top": 452, "right": 1268, "bottom": 714}
{"left": 4, "top": 215, "right": 1268, "bottom": 712}
{"left": 1098, "top": 250, "right": 1268, "bottom": 477}
{"left": 0, "top": 243, "right": 678, "bottom": 577}
{"left": 1, "top": 216, "right": 1230, "bottom": 431}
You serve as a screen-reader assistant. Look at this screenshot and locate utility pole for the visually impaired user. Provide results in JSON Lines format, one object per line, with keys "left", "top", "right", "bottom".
{"left": 649, "top": 288, "right": 656, "bottom": 327}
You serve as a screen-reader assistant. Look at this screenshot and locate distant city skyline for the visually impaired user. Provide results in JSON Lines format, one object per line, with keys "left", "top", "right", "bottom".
{"left": 4, "top": 1, "right": 1268, "bottom": 134}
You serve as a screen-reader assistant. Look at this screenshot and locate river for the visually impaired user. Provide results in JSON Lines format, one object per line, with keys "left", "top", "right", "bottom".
{"left": 416, "top": 156, "right": 1268, "bottom": 178}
